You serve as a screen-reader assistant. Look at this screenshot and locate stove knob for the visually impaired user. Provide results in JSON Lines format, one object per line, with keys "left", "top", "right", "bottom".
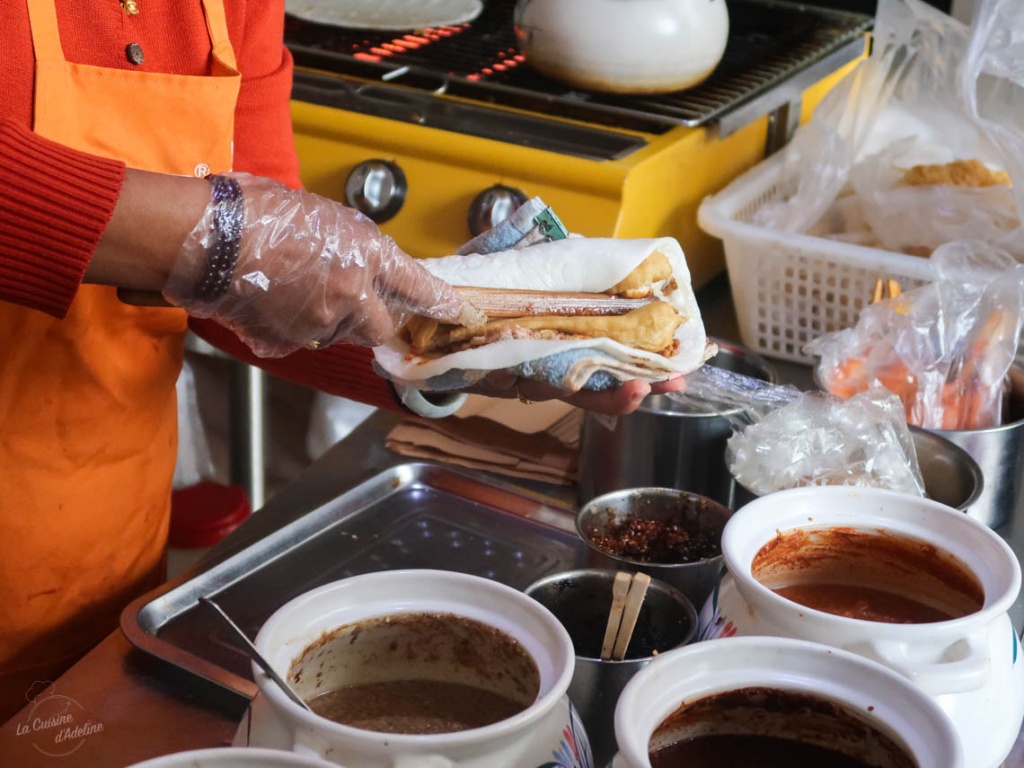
{"left": 344, "top": 160, "right": 407, "bottom": 224}
{"left": 468, "top": 185, "right": 528, "bottom": 236}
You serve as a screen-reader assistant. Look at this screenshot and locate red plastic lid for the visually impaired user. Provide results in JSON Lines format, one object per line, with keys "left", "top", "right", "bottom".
{"left": 169, "top": 482, "right": 251, "bottom": 550}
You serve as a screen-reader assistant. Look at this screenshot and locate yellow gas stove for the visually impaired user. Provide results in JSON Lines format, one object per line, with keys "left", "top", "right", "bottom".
{"left": 287, "top": 0, "right": 870, "bottom": 289}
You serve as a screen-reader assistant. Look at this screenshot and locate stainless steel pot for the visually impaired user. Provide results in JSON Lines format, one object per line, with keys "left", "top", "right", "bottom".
{"left": 524, "top": 568, "right": 697, "bottom": 768}
{"left": 577, "top": 339, "right": 776, "bottom": 509}
{"left": 927, "top": 366, "right": 1024, "bottom": 529}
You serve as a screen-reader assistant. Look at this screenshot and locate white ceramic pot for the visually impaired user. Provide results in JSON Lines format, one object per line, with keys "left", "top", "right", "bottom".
{"left": 126, "top": 747, "right": 340, "bottom": 767}
{"left": 513, "top": 0, "right": 729, "bottom": 94}
{"left": 240, "top": 569, "right": 594, "bottom": 768}
{"left": 610, "top": 636, "right": 963, "bottom": 768}
{"left": 698, "top": 486, "right": 1024, "bottom": 768}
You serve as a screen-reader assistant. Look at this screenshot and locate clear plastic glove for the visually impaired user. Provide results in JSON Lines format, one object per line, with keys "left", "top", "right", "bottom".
{"left": 162, "top": 173, "right": 464, "bottom": 358}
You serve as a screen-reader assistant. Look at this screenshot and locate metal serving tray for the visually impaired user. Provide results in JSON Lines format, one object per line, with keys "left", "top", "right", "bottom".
{"left": 121, "top": 463, "right": 587, "bottom": 701}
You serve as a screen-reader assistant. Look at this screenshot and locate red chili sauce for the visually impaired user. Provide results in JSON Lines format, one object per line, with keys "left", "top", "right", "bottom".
{"left": 591, "top": 513, "right": 720, "bottom": 563}
{"left": 773, "top": 582, "right": 955, "bottom": 623}
{"left": 752, "top": 527, "right": 984, "bottom": 624}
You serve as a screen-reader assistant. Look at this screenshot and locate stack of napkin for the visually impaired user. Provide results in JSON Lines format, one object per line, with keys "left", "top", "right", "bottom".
{"left": 386, "top": 396, "right": 581, "bottom": 485}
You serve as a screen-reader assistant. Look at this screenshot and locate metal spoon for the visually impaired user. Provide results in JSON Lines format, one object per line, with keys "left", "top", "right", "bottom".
{"left": 198, "top": 596, "right": 313, "bottom": 712}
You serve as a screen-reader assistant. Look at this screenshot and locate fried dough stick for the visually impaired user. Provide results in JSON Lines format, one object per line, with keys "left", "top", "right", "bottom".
{"left": 406, "top": 300, "right": 683, "bottom": 356}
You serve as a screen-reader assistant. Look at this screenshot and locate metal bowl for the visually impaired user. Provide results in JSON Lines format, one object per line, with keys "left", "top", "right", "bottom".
{"left": 576, "top": 488, "right": 734, "bottom": 612}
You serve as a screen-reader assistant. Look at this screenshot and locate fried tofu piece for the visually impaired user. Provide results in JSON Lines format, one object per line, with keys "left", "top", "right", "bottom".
{"left": 900, "top": 159, "right": 1011, "bottom": 188}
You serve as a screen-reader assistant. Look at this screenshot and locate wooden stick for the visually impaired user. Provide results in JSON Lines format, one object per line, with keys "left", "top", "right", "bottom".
{"left": 453, "top": 286, "right": 655, "bottom": 318}
{"left": 870, "top": 278, "right": 902, "bottom": 305}
{"left": 871, "top": 278, "right": 884, "bottom": 305}
{"left": 600, "top": 572, "right": 633, "bottom": 661}
{"left": 612, "top": 573, "right": 651, "bottom": 661}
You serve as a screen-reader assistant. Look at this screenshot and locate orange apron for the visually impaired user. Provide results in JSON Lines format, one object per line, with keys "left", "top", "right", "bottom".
{"left": 0, "top": 0, "right": 240, "bottom": 719}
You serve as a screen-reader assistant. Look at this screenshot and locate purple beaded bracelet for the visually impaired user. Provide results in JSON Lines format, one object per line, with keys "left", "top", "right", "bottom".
{"left": 195, "top": 175, "right": 244, "bottom": 301}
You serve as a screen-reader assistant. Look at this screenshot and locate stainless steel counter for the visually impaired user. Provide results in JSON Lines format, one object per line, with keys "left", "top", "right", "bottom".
{"left": 1, "top": 275, "right": 1021, "bottom": 766}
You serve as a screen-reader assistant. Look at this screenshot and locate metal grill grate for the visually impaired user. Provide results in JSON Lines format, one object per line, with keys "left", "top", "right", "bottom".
{"left": 285, "top": 0, "right": 871, "bottom": 129}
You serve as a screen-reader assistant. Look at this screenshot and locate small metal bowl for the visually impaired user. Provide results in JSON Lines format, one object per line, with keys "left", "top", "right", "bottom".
{"left": 576, "top": 488, "right": 734, "bottom": 612}
{"left": 910, "top": 427, "right": 984, "bottom": 512}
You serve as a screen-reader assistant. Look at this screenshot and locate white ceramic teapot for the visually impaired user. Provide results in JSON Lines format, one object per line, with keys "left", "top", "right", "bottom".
{"left": 699, "top": 486, "right": 1024, "bottom": 768}
{"left": 236, "top": 569, "right": 593, "bottom": 768}
{"left": 513, "top": 0, "right": 729, "bottom": 94}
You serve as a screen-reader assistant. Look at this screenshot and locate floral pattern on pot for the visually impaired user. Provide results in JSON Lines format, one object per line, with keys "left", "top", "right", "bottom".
{"left": 537, "top": 700, "right": 593, "bottom": 768}
{"left": 696, "top": 581, "right": 735, "bottom": 641}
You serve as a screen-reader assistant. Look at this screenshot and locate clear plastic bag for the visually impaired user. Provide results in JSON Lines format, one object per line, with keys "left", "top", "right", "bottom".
{"left": 839, "top": 138, "right": 1020, "bottom": 254}
{"left": 666, "top": 365, "right": 801, "bottom": 427}
{"left": 754, "top": 0, "right": 1023, "bottom": 258}
{"left": 668, "top": 368, "right": 926, "bottom": 498}
{"left": 962, "top": 0, "right": 1024, "bottom": 224}
{"left": 725, "top": 387, "right": 926, "bottom": 498}
{"left": 810, "top": 242, "right": 1024, "bottom": 430}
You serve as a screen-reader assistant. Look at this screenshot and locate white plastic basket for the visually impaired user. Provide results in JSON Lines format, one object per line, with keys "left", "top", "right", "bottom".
{"left": 698, "top": 151, "right": 937, "bottom": 364}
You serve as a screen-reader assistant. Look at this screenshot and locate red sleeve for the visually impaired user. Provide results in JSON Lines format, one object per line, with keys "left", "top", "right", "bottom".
{"left": 189, "top": 318, "right": 406, "bottom": 413}
{"left": 228, "top": 1, "right": 303, "bottom": 189}
{"left": 0, "top": 121, "right": 124, "bottom": 318}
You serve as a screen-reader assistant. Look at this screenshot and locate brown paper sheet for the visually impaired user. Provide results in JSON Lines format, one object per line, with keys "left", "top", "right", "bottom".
{"left": 386, "top": 397, "right": 581, "bottom": 485}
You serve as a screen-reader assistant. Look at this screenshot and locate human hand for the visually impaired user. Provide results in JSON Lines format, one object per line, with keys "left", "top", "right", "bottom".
{"left": 162, "top": 173, "right": 463, "bottom": 357}
{"left": 469, "top": 370, "right": 688, "bottom": 416}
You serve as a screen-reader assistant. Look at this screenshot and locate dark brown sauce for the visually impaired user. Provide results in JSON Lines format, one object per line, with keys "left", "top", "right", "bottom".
{"left": 649, "top": 733, "right": 877, "bottom": 768}
{"left": 650, "top": 687, "right": 916, "bottom": 768}
{"left": 306, "top": 679, "right": 527, "bottom": 734}
{"left": 775, "top": 582, "right": 956, "bottom": 623}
